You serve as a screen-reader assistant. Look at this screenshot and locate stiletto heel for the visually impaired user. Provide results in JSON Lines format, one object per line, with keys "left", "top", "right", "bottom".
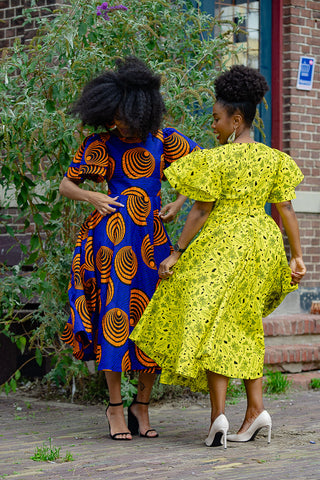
{"left": 127, "top": 404, "right": 139, "bottom": 435}
{"left": 205, "top": 414, "right": 229, "bottom": 448}
{"left": 128, "top": 395, "right": 159, "bottom": 438}
{"left": 106, "top": 401, "right": 132, "bottom": 441}
{"left": 227, "top": 410, "right": 272, "bottom": 443}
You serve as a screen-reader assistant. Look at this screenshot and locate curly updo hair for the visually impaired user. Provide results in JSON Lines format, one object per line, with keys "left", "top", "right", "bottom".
{"left": 70, "top": 56, "right": 166, "bottom": 142}
{"left": 214, "top": 65, "right": 269, "bottom": 127}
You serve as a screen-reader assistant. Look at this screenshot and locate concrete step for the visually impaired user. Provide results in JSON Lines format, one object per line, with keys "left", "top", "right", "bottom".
{"left": 263, "top": 314, "right": 320, "bottom": 373}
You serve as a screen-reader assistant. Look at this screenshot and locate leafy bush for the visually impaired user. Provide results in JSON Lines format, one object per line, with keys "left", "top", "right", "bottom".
{"left": 0, "top": 0, "right": 241, "bottom": 394}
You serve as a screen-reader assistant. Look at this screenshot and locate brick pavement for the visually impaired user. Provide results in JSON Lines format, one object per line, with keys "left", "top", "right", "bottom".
{"left": 1, "top": 388, "right": 319, "bottom": 480}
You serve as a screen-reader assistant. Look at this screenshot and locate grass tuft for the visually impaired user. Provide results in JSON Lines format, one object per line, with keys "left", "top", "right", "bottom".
{"left": 309, "top": 378, "right": 320, "bottom": 390}
{"left": 264, "top": 370, "right": 291, "bottom": 394}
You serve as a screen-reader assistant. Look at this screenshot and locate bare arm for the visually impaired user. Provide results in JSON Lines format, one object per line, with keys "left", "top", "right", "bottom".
{"left": 275, "top": 200, "right": 306, "bottom": 284}
{"left": 59, "top": 176, "right": 124, "bottom": 215}
{"left": 158, "top": 200, "right": 213, "bottom": 278}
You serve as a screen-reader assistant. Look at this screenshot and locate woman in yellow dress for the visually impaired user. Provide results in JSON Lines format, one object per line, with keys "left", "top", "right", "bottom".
{"left": 130, "top": 65, "right": 306, "bottom": 448}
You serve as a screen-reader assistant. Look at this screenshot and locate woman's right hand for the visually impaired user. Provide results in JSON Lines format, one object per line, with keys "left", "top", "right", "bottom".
{"left": 88, "top": 191, "right": 124, "bottom": 216}
{"left": 158, "top": 252, "right": 181, "bottom": 279}
{"left": 59, "top": 177, "right": 124, "bottom": 215}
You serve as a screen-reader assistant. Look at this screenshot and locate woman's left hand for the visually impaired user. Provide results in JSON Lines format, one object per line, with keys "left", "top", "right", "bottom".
{"left": 159, "top": 201, "right": 180, "bottom": 222}
{"left": 158, "top": 252, "right": 181, "bottom": 279}
{"left": 289, "top": 256, "right": 306, "bottom": 285}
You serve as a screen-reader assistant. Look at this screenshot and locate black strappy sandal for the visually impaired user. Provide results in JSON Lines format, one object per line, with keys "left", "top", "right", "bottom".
{"left": 127, "top": 395, "right": 159, "bottom": 438}
{"left": 106, "top": 401, "right": 132, "bottom": 441}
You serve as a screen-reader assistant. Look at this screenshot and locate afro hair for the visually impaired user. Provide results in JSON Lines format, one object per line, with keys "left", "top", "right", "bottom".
{"left": 70, "top": 56, "right": 166, "bottom": 142}
{"left": 214, "top": 65, "right": 269, "bottom": 126}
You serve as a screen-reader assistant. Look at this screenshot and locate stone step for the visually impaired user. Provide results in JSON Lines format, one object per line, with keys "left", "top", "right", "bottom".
{"left": 287, "top": 370, "right": 320, "bottom": 389}
{"left": 263, "top": 314, "right": 320, "bottom": 373}
{"left": 263, "top": 314, "right": 320, "bottom": 343}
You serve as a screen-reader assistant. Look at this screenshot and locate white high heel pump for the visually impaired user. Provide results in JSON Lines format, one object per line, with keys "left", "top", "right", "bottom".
{"left": 205, "top": 414, "right": 229, "bottom": 448}
{"left": 227, "top": 410, "right": 272, "bottom": 443}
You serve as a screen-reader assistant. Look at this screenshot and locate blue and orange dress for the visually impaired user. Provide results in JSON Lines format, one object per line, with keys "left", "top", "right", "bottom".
{"left": 61, "top": 128, "right": 200, "bottom": 372}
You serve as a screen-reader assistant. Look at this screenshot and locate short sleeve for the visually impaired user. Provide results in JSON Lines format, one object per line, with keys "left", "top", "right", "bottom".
{"left": 164, "top": 149, "right": 221, "bottom": 202}
{"left": 162, "top": 127, "right": 201, "bottom": 171}
{"left": 267, "top": 151, "right": 304, "bottom": 203}
{"left": 64, "top": 133, "right": 110, "bottom": 184}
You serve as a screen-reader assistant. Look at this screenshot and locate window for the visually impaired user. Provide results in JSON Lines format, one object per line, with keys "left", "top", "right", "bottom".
{"left": 214, "top": 0, "right": 260, "bottom": 68}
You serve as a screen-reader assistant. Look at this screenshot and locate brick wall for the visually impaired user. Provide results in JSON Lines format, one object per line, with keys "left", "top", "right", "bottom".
{"left": 0, "top": 0, "right": 62, "bottom": 265}
{"left": 0, "top": 0, "right": 60, "bottom": 49}
{"left": 283, "top": 0, "right": 320, "bottom": 290}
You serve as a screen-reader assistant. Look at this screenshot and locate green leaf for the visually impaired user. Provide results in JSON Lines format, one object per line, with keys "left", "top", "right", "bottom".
{"left": 20, "top": 243, "right": 28, "bottom": 254}
{"left": 33, "top": 213, "right": 44, "bottom": 225}
{"left": 1, "top": 165, "right": 11, "bottom": 180}
{"left": 36, "top": 203, "right": 51, "bottom": 213}
{"left": 24, "top": 176, "right": 36, "bottom": 187}
{"left": 45, "top": 100, "right": 55, "bottom": 113}
{"left": 4, "top": 382, "right": 11, "bottom": 396}
{"left": 16, "top": 336, "right": 26, "bottom": 354}
{"left": 9, "top": 378, "right": 17, "bottom": 392}
{"left": 25, "top": 251, "right": 39, "bottom": 265}
{"left": 15, "top": 370, "right": 21, "bottom": 380}
{"left": 78, "top": 22, "right": 87, "bottom": 36}
{"left": 30, "top": 234, "right": 40, "bottom": 250}
{"left": 50, "top": 206, "right": 62, "bottom": 220}
{"left": 5, "top": 224, "right": 15, "bottom": 237}
{"left": 35, "top": 348, "right": 43, "bottom": 366}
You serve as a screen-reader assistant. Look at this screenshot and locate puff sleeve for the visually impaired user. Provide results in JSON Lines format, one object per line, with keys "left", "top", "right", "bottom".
{"left": 164, "top": 149, "right": 221, "bottom": 202}
{"left": 267, "top": 150, "right": 304, "bottom": 203}
{"left": 64, "top": 133, "right": 110, "bottom": 184}
{"left": 162, "top": 127, "right": 201, "bottom": 171}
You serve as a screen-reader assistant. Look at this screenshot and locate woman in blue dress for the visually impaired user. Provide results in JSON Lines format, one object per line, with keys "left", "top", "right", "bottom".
{"left": 60, "top": 57, "right": 200, "bottom": 440}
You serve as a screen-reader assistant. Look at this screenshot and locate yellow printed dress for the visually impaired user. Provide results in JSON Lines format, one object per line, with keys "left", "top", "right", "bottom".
{"left": 130, "top": 143, "right": 304, "bottom": 390}
{"left": 61, "top": 128, "right": 200, "bottom": 372}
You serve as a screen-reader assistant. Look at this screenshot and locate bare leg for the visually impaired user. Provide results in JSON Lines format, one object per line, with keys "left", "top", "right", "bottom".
{"left": 237, "top": 377, "right": 264, "bottom": 434}
{"left": 129, "top": 371, "right": 157, "bottom": 437}
{"left": 207, "top": 371, "right": 229, "bottom": 430}
{"left": 105, "top": 371, "right": 132, "bottom": 440}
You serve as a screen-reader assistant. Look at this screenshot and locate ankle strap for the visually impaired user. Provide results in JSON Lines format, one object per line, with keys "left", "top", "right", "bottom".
{"left": 108, "top": 401, "right": 123, "bottom": 407}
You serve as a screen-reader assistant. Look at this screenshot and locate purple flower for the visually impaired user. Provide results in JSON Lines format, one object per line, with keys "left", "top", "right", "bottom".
{"left": 96, "top": 2, "right": 128, "bottom": 21}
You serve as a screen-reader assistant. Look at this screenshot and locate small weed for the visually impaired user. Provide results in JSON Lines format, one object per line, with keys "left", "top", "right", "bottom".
{"left": 14, "top": 414, "right": 27, "bottom": 421}
{"left": 264, "top": 370, "right": 291, "bottom": 394}
{"left": 63, "top": 451, "right": 74, "bottom": 462}
{"left": 31, "top": 438, "right": 60, "bottom": 462}
{"left": 31, "top": 438, "right": 73, "bottom": 463}
{"left": 309, "top": 378, "right": 320, "bottom": 390}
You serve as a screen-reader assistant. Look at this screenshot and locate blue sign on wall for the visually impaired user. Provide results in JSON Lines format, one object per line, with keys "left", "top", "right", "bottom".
{"left": 296, "top": 57, "right": 315, "bottom": 91}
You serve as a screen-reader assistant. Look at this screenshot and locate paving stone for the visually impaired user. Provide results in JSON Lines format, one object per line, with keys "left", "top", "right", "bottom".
{"left": 1, "top": 388, "right": 320, "bottom": 480}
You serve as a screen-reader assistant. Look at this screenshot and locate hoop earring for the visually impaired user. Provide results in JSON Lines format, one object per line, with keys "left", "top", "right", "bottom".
{"left": 227, "top": 128, "right": 236, "bottom": 144}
